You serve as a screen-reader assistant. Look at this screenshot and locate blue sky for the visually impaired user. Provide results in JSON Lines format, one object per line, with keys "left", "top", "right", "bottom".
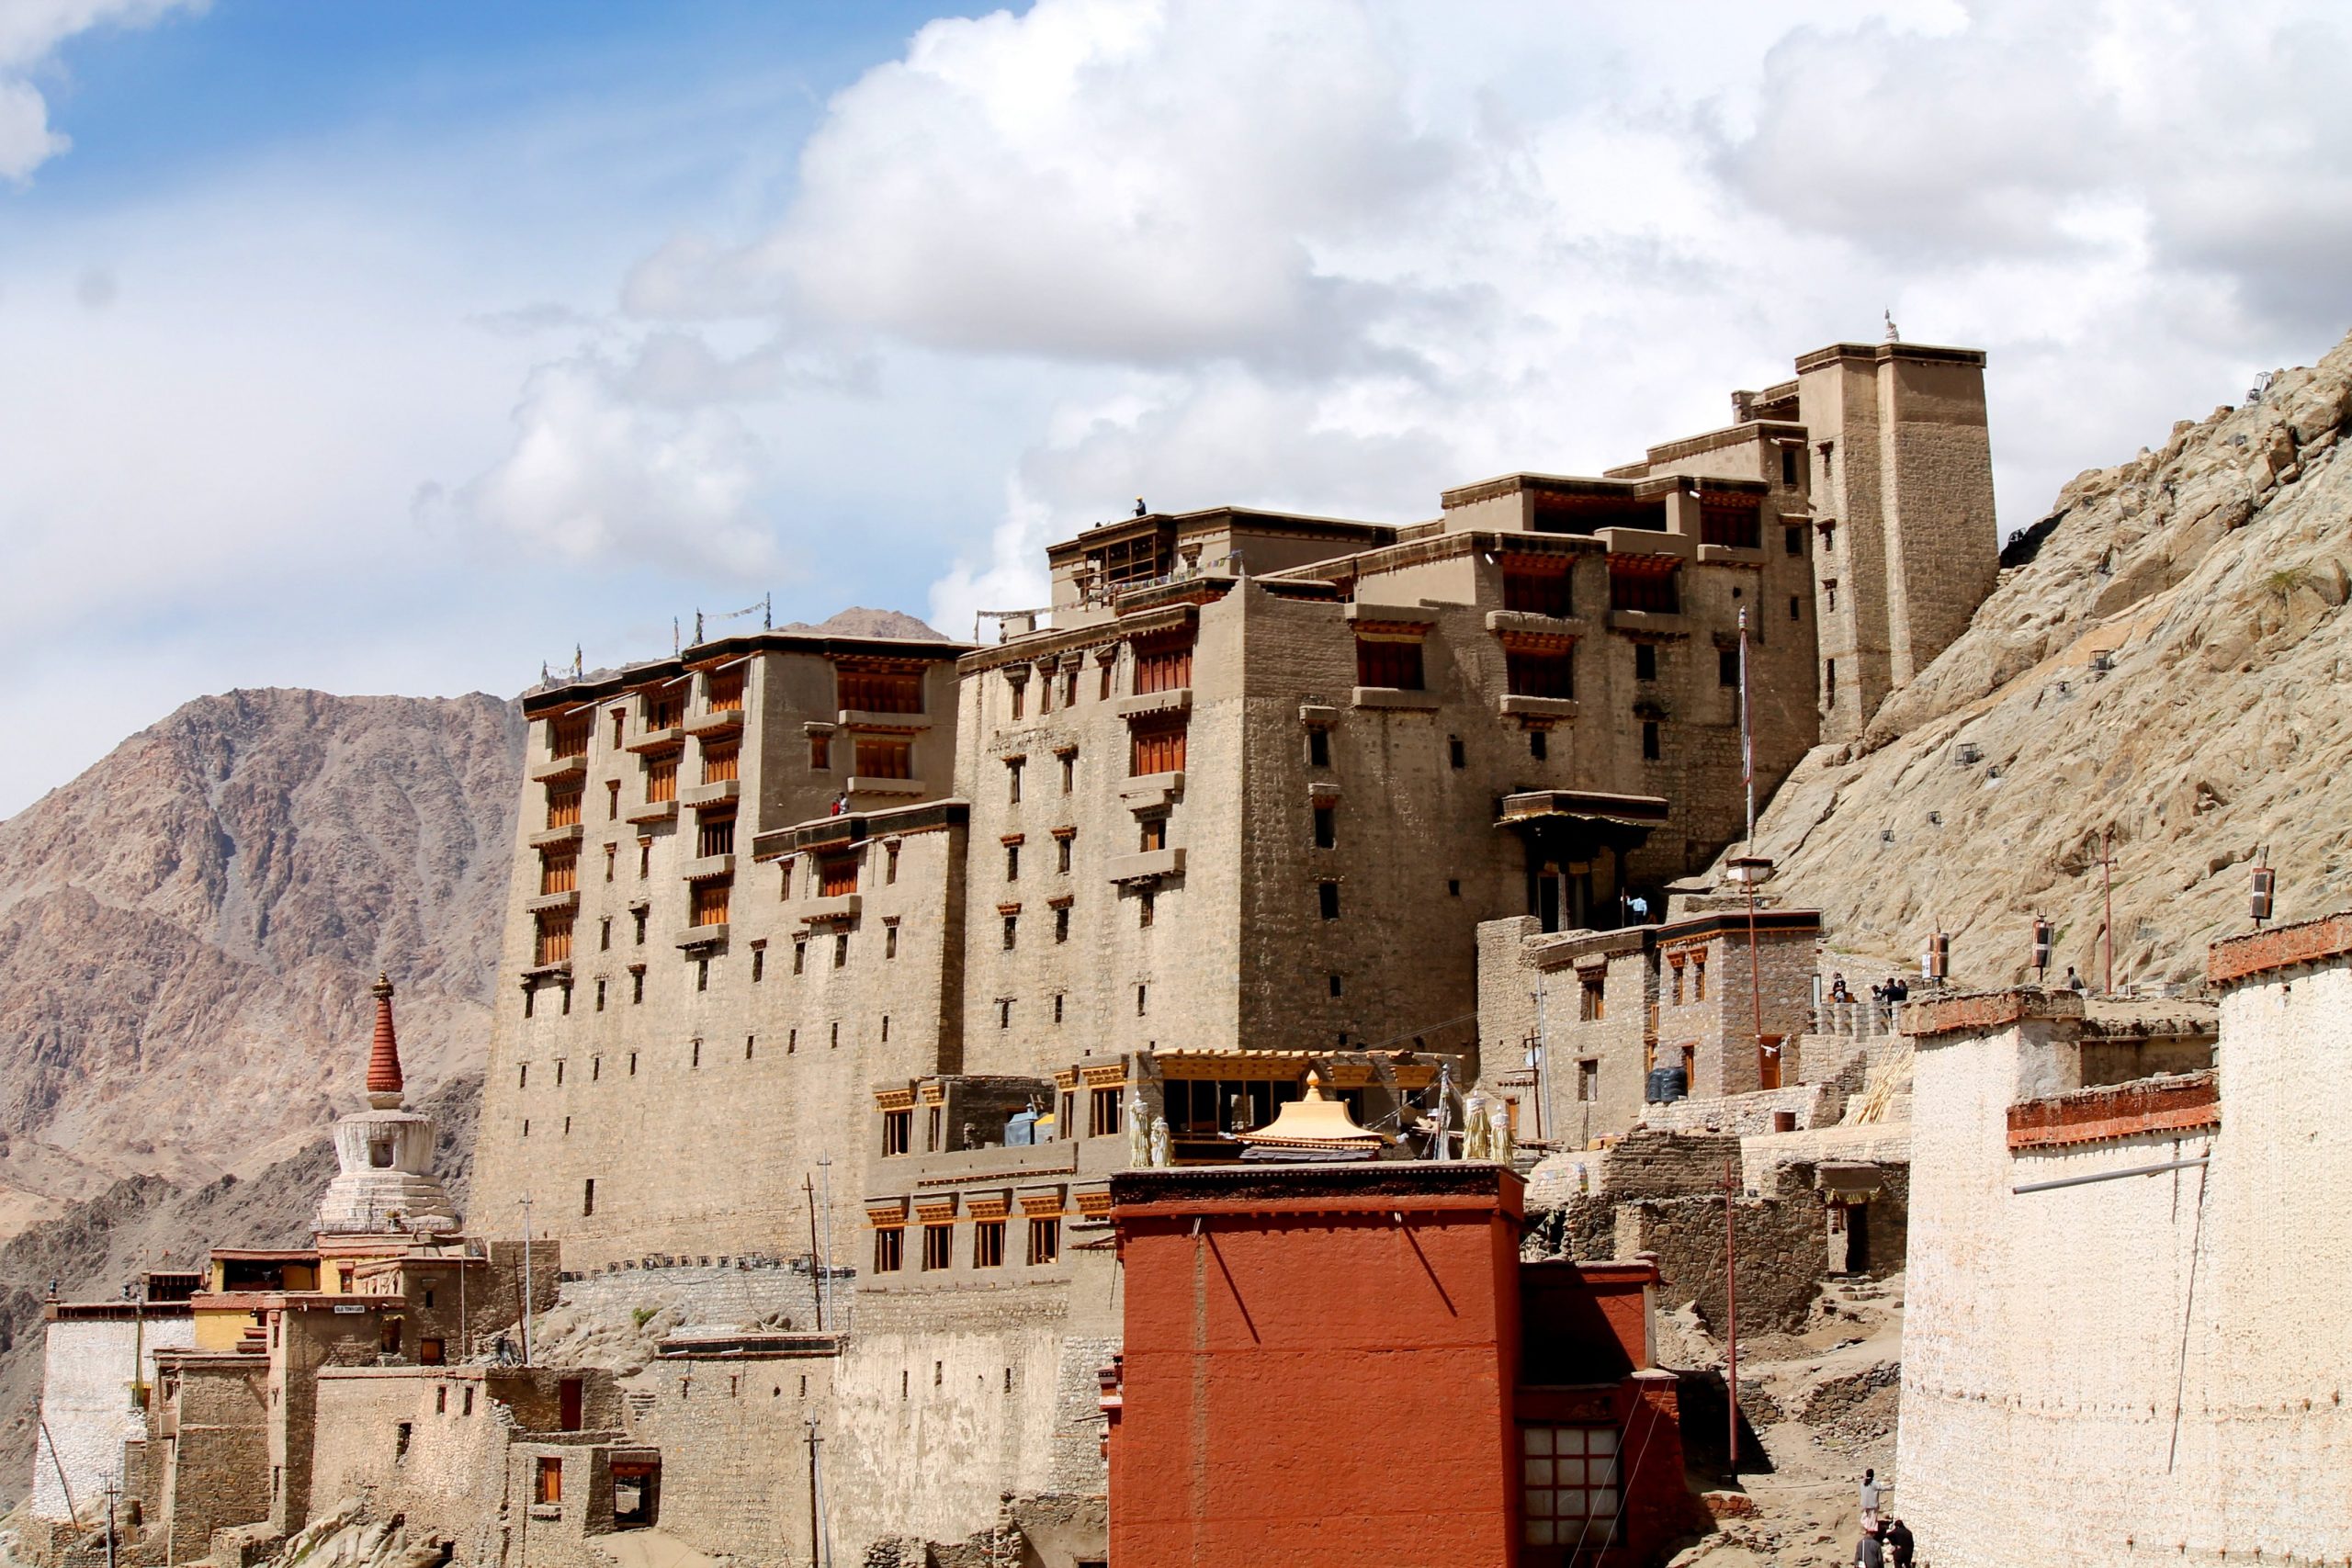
{"left": 3, "top": 0, "right": 2346, "bottom": 812}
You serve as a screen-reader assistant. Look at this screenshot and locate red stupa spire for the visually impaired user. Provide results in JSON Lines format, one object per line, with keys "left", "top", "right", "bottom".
{"left": 366, "top": 973, "right": 404, "bottom": 1104}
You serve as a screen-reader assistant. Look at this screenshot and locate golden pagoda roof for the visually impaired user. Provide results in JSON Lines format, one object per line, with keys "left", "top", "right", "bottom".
{"left": 1233, "top": 1091, "right": 1385, "bottom": 1150}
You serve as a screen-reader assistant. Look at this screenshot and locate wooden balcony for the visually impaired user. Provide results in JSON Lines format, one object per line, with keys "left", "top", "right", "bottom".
{"left": 796, "top": 893, "right": 862, "bottom": 925}
{"left": 674, "top": 923, "right": 728, "bottom": 949}
{"left": 626, "top": 725, "right": 685, "bottom": 754}
{"left": 1485, "top": 610, "right": 1588, "bottom": 638}
{"left": 1118, "top": 772, "right": 1183, "bottom": 813}
{"left": 1107, "top": 847, "right": 1184, "bottom": 884}
{"left": 681, "top": 852, "right": 736, "bottom": 883}
{"left": 526, "top": 889, "right": 580, "bottom": 915}
{"left": 1499, "top": 695, "right": 1580, "bottom": 720}
{"left": 527, "top": 822, "right": 585, "bottom": 851}
{"left": 837, "top": 709, "right": 932, "bottom": 732}
{"left": 684, "top": 708, "right": 742, "bottom": 739}
{"left": 1110, "top": 688, "right": 1191, "bottom": 720}
{"left": 1351, "top": 686, "right": 1442, "bottom": 711}
{"left": 529, "top": 753, "right": 587, "bottom": 784}
{"left": 681, "top": 779, "right": 741, "bottom": 810}
{"left": 624, "top": 799, "right": 678, "bottom": 826}
{"left": 847, "top": 776, "right": 928, "bottom": 799}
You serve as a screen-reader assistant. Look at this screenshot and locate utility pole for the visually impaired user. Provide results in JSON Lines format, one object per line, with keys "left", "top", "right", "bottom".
{"left": 517, "top": 1196, "right": 536, "bottom": 1367}
{"left": 1738, "top": 607, "right": 1756, "bottom": 847}
{"left": 2099, "top": 827, "right": 2116, "bottom": 997}
{"left": 804, "top": 1176, "right": 826, "bottom": 1333}
{"left": 818, "top": 1157, "right": 836, "bottom": 1333}
{"left": 804, "top": 1418, "right": 829, "bottom": 1568}
{"left": 103, "top": 1474, "right": 119, "bottom": 1568}
{"left": 1724, "top": 1157, "right": 1740, "bottom": 1470}
{"left": 1730, "top": 857, "right": 1773, "bottom": 1089}
{"left": 40, "top": 1419, "right": 81, "bottom": 1536}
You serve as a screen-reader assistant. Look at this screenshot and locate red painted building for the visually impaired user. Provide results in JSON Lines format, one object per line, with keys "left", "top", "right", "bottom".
{"left": 1103, "top": 1163, "right": 1692, "bottom": 1567}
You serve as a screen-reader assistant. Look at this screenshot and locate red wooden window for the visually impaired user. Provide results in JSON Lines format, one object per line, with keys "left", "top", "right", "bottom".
{"left": 1133, "top": 637, "right": 1193, "bottom": 694}
{"left": 1505, "top": 647, "right": 1576, "bottom": 699}
{"left": 1609, "top": 563, "right": 1679, "bottom": 614}
{"left": 1700, "top": 498, "right": 1761, "bottom": 549}
{"left": 701, "top": 744, "right": 740, "bottom": 784}
{"left": 534, "top": 912, "right": 574, "bottom": 966}
{"left": 646, "top": 688, "right": 684, "bottom": 728}
{"left": 836, "top": 666, "right": 924, "bottom": 715}
{"left": 1501, "top": 564, "right": 1574, "bottom": 618}
{"left": 645, "top": 756, "right": 678, "bottom": 804}
{"left": 539, "top": 852, "right": 578, "bottom": 896}
{"left": 548, "top": 712, "right": 591, "bottom": 759}
{"left": 706, "top": 667, "right": 745, "bottom": 712}
{"left": 854, "top": 739, "right": 912, "bottom": 779}
{"left": 695, "top": 810, "right": 736, "bottom": 859}
{"left": 545, "top": 787, "right": 582, "bottom": 829}
{"left": 690, "top": 879, "right": 730, "bottom": 928}
{"left": 1130, "top": 719, "right": 1187, "bottom": 776}
{"left": 818, "top": 856, "right": 859, "bottom": 897}
{"left": 1355, "top": 637, "right": 1424, "bottom": 690}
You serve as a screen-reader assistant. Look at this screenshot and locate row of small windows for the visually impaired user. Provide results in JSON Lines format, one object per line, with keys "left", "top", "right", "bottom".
{"left": 872, "top": 1216, "right": 1061, "bottom": 1273}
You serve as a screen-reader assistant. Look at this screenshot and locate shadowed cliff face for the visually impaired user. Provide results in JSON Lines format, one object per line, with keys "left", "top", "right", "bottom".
{"left": 1737, "top": 329, "right": 2352, "bottom": 987}
{"left": 0, "top": 689, "right": 523, "bottom": 1232}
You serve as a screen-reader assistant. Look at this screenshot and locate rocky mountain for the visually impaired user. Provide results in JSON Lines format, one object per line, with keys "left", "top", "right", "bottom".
{"left": 0, "top": 690, "right": 524, "bottom": 1239}
{"left": 780, "top": 606, "right": 951, "bottom": 641}
{"left": 1744, "top": 329, "right": 2352, "bottom": 987}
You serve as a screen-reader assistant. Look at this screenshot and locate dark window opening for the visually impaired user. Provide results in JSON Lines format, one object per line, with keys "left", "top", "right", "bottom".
{"left": 1354, "top": 637, "right": 1424, "bottom": 690}
{"left": 1634, "top": 643, "right": 1657, "bottom": 681}
{"left": 1505, "top": 648, "right": 1575, "bottom": 700}
{"left": 1318, "top": 881, "right": 1340, "bottom": 920}
{"left": 1313, "top": 805, "right": 1336, "bottom": 849}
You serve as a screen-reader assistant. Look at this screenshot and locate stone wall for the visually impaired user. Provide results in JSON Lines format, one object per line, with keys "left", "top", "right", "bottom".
{"left": 829, "top": 1285, "right": 1107, "bottom": 1564}
{"left": 28, "top": 1313, "right": 193, "bottom": 1525}
{"left": 308, "top": 1370, "right": 514, "bottom": 1564}
{"left": 1896, "top": 942, "right": 2352, "bottom": 1566}
{"left": 628, "top": 1347, "right": 835, "bottom": 1564}
{"left": 151, "top": 1354, "right": 269, "bottom": 1562}
{"left": 1611, "top": 1192, "right": 1825, "bottom": 1336}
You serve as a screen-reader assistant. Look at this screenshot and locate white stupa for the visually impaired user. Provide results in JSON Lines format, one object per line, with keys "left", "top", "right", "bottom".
{"left": 314, "top": 974, "right": 461, "bottom": 1236}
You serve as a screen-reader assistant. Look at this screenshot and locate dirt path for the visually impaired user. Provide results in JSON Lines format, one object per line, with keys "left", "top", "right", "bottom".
{"left": 1669, "top": 1273, "right": 1905, "bottom": 1566}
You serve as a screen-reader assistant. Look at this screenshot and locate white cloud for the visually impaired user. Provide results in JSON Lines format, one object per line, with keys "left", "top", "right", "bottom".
{"left": 626, "top": 0, "right": 1459, "bottom": 372}
{"left": 452, "top": 354, "right": 781, "bottom": 576}
{"left": 0, "top": 0, "right": 203, "bottom": 184}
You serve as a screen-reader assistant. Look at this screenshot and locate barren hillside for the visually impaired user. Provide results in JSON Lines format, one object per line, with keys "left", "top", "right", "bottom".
{"left": 0, "top": 690, "right": 523, "bottom": 1237}
{"left": 1744, "top": 330, "right": 2352, "bottom": 987}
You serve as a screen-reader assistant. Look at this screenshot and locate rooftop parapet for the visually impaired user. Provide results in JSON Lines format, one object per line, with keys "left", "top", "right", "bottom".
{"left": 2207, "top": 909, "right": 2352, "bottom": 988}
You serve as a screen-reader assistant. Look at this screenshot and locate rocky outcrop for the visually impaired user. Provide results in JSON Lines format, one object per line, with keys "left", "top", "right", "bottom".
{"left": 782, "top": 607, "right": 950, "bottom": 641}
{"left": 1744, "top": 330, "right": 2352, "bottom": 987}
{"left": 0, "top": 689, "right": 522, "bottom": 1229}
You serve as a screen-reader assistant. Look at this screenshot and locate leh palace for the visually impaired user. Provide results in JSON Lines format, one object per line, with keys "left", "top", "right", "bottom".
{"left": 23, "top": 323, "right": 2352, "bottom": 1568}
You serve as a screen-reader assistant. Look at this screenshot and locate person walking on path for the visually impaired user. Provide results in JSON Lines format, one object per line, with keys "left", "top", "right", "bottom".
{"left": 1854, "top": 1528, "right": 1883, "bottom": 1568}
{"left": 1882, "top": 1517, "right": 1915, "bottom": 1568}
{"left": 1860, "top": 1468, "right": 1883, "bottom": 1531}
